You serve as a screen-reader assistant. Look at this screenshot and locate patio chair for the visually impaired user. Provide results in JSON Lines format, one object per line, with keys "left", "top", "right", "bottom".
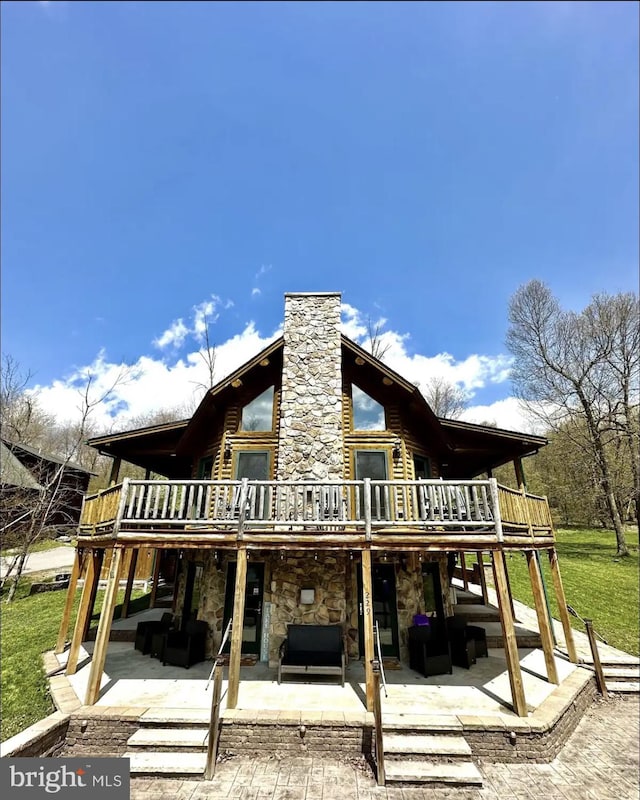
{"left": 446, "top": 616, "right": 477, "bottom": 669}
{"left": 162, "top": 619, "right": 208, "bottom": 669}
{"left": 134, "top": 612, "right": 174, "bottom": 656}
{"left": 408, "top": 622, "right": 452, "bottom": 677}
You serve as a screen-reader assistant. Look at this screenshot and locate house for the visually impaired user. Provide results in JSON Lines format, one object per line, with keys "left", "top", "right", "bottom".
{"left": 57, "top": 292, "right": 577, "bottom": 716}
{"left": 0, "top": 436, "right": 93, "bottom": 539}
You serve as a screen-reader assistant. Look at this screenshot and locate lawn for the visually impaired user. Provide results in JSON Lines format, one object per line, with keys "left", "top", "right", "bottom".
{"left": 493, "top": 526, "right": 640, "bottom": 656}
{"left": 0, "top": 581, "right": 148, "bottom": 742}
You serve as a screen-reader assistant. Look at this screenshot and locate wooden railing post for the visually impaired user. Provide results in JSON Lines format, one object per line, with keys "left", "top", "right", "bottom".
{"left": 363, "top": 478, "right": 372, "bottom": 541}
{"left": 361, "top": 549, "right": 375, "bottom": 711}
{"left": 372, "top": 659, "right": 385, "bottom": 786}
{"left": 227, "top": 548, "right": 247, "bottom": 709}
{"left": 205, "top": 660, "right": 225, "bottom": 779}
{"left": 489, "top": 479, "right": 503, "bottom": 542}
{"left": 584, "top": 620, "right": 608, "bottom": 698}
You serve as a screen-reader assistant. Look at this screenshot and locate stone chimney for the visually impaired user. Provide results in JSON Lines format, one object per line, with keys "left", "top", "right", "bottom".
{"left": 277, "top": 293, "right": 343, "bottom": 481}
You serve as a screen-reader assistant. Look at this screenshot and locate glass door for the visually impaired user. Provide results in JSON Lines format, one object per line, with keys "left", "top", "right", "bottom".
{"left": 357, "top": 562, "right": 399, "bottom": 658}
{"left": 354, "top": 449, "right": 389, "bottom": 519}
{"left": 222, "top": 561, "right": 265, "bottom": 656}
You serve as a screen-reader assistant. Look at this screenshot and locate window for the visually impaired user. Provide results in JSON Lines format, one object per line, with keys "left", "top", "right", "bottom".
{"left": 352, "top": 385, "right": 385, "bottom": 430}
{"left": 240, "top": 386, "right": 274, "bottom": 431}
{"left": 413, "top": 455, "right": 432, "bottom": 480}
{"left": 354, "top": 449, "right": 389, "bottom": 518}
{"left": 235, "top": 450, "right": 271, "bottom": 518}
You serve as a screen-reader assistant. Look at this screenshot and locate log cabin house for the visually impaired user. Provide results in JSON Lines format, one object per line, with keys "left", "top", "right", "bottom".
{"left": 57, "top": 292, "right": 577, "bottom": 716}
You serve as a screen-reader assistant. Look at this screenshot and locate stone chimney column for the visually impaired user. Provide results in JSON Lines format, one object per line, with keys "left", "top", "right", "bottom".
{"left": 277, "top": 293, "right": 343, "bottom": 481}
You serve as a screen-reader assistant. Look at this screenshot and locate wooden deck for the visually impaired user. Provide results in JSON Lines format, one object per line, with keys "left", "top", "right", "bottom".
{"left": 77, "top": 478, "right": 555, "bottom": 550}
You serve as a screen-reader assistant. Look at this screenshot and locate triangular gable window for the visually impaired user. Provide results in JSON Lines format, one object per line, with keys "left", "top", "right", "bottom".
{"left": 352, "top": 385, "right": 386, "bottom": 430}
{"left": 240, "top": 386, "right": 274, "bottom": 431}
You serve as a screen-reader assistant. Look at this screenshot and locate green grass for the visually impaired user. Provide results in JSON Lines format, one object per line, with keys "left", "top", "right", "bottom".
{"left": 1, "top": 538, "right": 75, "bottom": 556}
{"left": 1, "top": 582, "right": 147, "bottom": 741}
{"left": 498, "top": 526, "right": 639, "bottom": 656}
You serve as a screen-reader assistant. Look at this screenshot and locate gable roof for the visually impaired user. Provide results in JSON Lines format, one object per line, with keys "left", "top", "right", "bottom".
{"left": 87, "top": 420, "right": 191, "bottom": 478}
{"left": 1, "top": 438, "right": 94, "bottom": 475}
{"left": 0, "top": 441, "right": 44, "bottom": 490}
{"left": 84, "top": 331, "right": 547, "bottom": 476}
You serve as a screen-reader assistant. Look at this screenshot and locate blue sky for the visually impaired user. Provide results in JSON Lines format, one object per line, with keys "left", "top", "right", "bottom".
{"left": 2, "top": 1, "right": 638, "bottom": 433}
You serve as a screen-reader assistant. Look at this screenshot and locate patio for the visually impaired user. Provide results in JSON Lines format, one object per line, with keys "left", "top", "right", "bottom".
{"left": 55, "top": 604, "right": 585, "bottom": 724}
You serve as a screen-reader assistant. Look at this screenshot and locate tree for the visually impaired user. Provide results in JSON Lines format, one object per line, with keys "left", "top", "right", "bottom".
{"left": 421, "top": 376, "right": 467, "bottom": 419}
{"left": 1, "top": 363, "right": 129, "bottom": 601}
{"left": 506, "top": 281, "right": 639, "bottom": 556}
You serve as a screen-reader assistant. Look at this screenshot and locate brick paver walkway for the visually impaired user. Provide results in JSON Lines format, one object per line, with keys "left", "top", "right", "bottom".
{"left": 130, "top": 695, "right": 639, "bottom": 800}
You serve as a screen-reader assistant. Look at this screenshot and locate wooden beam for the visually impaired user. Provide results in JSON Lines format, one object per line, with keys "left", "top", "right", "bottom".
{"left": 55, "top": 548, "right": 85, "bottom": 655}
{"left": 476, "top": 551, "right": 489, "bottom": 605}
{"left": 66, "top": 550, "right": 98, "bottom": 675}
{"left": 108, "top": 456, "right": 122, "bottom": 486}
{"left": 120, "top": 549, "right": 138, "bottom": 619}
{"left": 459, "top": 551, "right": 469, "bottom": 591}
{"left": 548, "top": 548, "right": 578, "bottom": 663}
{"left": 491, "top": 550, "right": 527, "bottom": 716}
{"left": 513, "top": 457, "right": 526, "bottom": 492}
{"left": 226, "top": 548, "right": 247, "bottom": 709}
{"left": 361, "top": 549, "right": 375, "bottom": 712}
{"left": 85, "top": 547, "right": 124, "bottom": 705}
{"left": 82, "top": 549, "right": 105, "bottom": 642}
{"left": 149, "top": 549, "right": 162, "bottom": 608}
{"left": 526, "top": 551, "right": 559, "bottom": 684}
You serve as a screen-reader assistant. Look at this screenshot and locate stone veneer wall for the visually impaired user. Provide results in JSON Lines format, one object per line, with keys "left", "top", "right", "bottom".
{"left": 189, "top": 551, "right": 453, "bottom": 664}
{"left": 277, "top": 293, "right": 343, "bottom": 481}
{"left": 266, "top": 551, "right": 347, "bottom": 665}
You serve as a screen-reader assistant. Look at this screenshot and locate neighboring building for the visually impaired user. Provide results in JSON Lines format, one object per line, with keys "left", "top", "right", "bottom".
{"left": 60, "top": 293, "right": 577, "bottom": 715}
{"left": 0, "top": 437, "right": 93, "bottom": 537}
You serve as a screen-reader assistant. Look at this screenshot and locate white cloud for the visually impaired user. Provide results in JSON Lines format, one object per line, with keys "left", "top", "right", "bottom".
{"left": 32, "top": 299, "right": 526, "bottom": 436}
{"left": 460, "top": 398, "right": 549, "bottom": 434}
{"left": 153, "top": 318, "right": 188, "bottom": 350}
{"left": 251, "top": 288, "right": 261, "bottom": 297}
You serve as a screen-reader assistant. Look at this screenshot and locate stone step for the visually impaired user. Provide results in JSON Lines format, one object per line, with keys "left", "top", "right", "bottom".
{"left": 453, "top": 608, "right": 501, "bottom": 623}
{"left": 385, "top": 760, "right": 483, "bottom": 786}
{"left": 384, "top": 733, "right": 471, "bottom": 758}
{"left": 603, "top": 666, "right": 640, "bottom": 679}
{"left": 605, "top": 681, "right": 640, "bottom": 694}
{"left": 139, "top": 708, "right": 211, "bottom": 727}
{"left": 127, "top": 727, "right": 208, "bottom": 750}
{"left": 124, "top": 751, "right": 207, "bottom": 776}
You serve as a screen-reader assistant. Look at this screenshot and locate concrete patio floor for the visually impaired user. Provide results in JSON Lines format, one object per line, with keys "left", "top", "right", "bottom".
{"left": 57, "top": 625, "right": 583, "bottom": 724}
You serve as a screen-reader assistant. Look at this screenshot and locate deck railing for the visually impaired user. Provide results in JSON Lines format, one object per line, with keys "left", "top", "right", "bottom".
{"left": 78, "top": 478, "right": 554, "bottom": 542}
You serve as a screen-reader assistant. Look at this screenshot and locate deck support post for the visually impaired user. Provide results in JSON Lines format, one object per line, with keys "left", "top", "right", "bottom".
{"left": 120, "top": 548, "right": 138, "bottom": 619}
{"left": 361, "top": 549, "right": 375, "bottom": 712}
{"left": 514, "top": 457, "right": 556, "bottom": 645}
{"left": 526, "top": 551, "right": 559, "bottom": 684}
{"left": 55, "top": 548, "right": 85, "bottom": 654}
{"left": 85, "top": 547, "right": 124, "bottom": 705}
{"left": 491, "top": 549, "right": 528, "bottom": 717}
{"left": 108, "top": 456, "right": 122, "bottom": 487}
{"left": 82, "top": 549, "right": 105, "bottom": 642}
{"left": 66, "top": 549, "right": 101, "bottom": 676}
{"left": 476, "top": 551, "right": 489, "bottom": 604}
{"left": 149, "top": 549, "right": 162, "bottom": 608}
{"left": 227, "top": 547, "right": 248, "bottom": 710}
{"left": 548, "top": 548, "right": 578, "bottom": 663}
{"left": 459, "top": 551, "right": 469, "bottom": 591}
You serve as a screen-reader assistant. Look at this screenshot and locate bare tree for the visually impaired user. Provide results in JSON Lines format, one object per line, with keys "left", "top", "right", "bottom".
{"left": 191, "top": 314, "right": 217, "bottom": 397}
{"left": 506, "top": 281, "right": 638, "bottom": 556}
{"left": 421, "top": 376, "right": 468, "bottom": 419}
{"left": 0, "top": 355, "right": 53, "bottom": 445}
{"left": 366, "top": 317, "right": 391, "bottom": 362}
{"left": 2, "top": 366, "right": 129, "bottom": 601}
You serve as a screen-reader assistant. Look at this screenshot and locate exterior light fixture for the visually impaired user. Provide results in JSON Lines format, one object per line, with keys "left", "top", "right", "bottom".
{"left": 223, "top": 440, "right": 232, "bottom": 460}
{"left": 392, "top": 438, "right": 402, "bottom": 460}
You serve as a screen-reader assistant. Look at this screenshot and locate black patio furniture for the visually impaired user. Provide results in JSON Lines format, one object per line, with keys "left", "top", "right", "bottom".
{"left": 278, "top": 624, "right": 346, "bottom": 686}
{"left": 162, "top": 619, "right": 209, "bottom": 669}
{"left": 446, "top": 616, "right": 477, "bottom": 669}
{"left": 134, "top": 612, "right": 174, "bottom": 656}
{"left": 408, "top": 622, "right": 453, "bottom": 677}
